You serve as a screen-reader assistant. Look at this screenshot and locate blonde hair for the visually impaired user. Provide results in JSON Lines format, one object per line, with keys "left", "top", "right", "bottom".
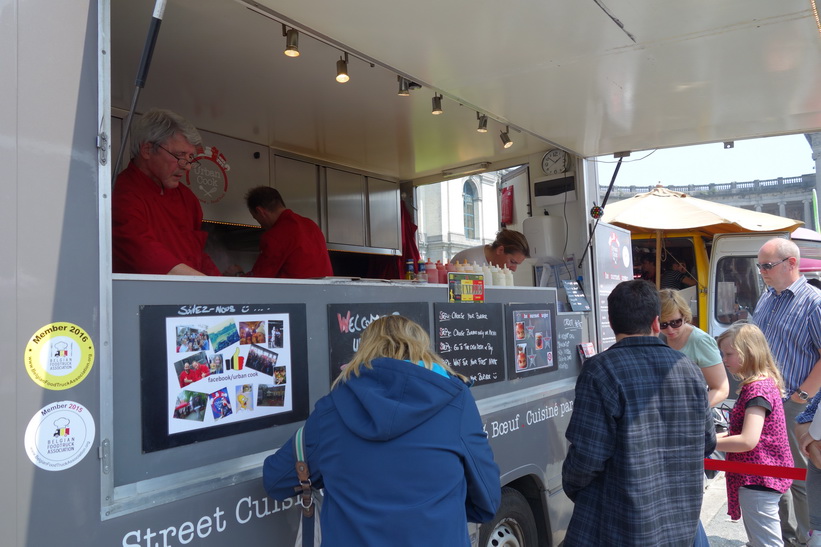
{"left": 716, "top": 322, "right": 784, "bottom": 393}
{"left": 658, "top": 288, "right": 693, "bottom": 323}
{"left": 331, "top": 315, "right": 465, "bottom": 388}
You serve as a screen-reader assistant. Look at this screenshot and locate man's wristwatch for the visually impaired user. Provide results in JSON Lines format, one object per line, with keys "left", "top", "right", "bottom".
{"left": 795, "top": 389, "right": 810, "bottom": 401}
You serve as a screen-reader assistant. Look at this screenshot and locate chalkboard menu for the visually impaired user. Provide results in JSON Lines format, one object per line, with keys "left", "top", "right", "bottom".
{"left": 555, "top": 313, "right": 584, "bottom": 372}
{"left": 433, "top": 303, "right": 505, "bottom": 386}
{"left": 327, "top": 302, "right": 430, "bottom": 382}
{"left": 505, "top": 303, "right": 557, "bottom": 379}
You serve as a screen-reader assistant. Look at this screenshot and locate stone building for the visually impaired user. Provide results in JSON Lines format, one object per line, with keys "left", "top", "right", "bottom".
{"left": 417, "top": 134, "right": 821, "bottom": 262}
{"left": 601, "top": 133, "right": 821, "bottom": 230}
{"left": 416, "top": 172, "right": 501, "bottom": 262}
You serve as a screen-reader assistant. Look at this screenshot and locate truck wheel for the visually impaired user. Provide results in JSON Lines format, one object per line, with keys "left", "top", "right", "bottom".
{"left": 478, "top": 487, "right": 539, "bottom": 547}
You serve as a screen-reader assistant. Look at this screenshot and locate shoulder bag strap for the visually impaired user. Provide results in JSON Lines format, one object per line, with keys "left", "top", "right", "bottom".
{"left": 293, "top": 427, "right": 315, "bottom": 518}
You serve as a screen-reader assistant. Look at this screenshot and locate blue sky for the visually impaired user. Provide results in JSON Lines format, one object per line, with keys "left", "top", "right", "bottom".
{"left": 593, "top": 134, "right": 816, "bottom": 188}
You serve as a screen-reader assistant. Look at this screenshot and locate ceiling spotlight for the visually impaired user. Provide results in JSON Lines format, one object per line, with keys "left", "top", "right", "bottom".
{"left": 283, "top": 27, "right": 300, "bottom": 57}
{"left": 500, "top": 126, "right": 513, "bottom": 148}
{"left": 723, "top": 141, "right": 734, "bottom": 149}
{"left": 432, "top": 94, "right": 443, "bottom": 115}
{"left": 397, "top": 76, "right": 410, "bottom": 96}
{"left": 477, "top": 113, "right": 488, "bottom": 133}
{"left": 336, "top": 53, "right": 349, "bottom": 83}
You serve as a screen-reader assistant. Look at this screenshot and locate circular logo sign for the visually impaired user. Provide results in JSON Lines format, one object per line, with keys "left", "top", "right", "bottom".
{"left": 24, "top": 401, "right": 95, "bottom": 471}
{"left": 24, "top": 322, "right": 95, "bottom": 390}
{"left": 186, "top": 146, "right": 231, "bottom": 205}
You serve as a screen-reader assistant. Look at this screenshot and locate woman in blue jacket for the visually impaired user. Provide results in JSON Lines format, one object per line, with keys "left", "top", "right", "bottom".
{"left": 263, "top": 315, "right": 501, "bottom": 546}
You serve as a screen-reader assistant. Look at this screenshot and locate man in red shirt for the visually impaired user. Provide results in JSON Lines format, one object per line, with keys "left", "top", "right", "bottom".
{"left": 112, "top": 109, "right": 221, "bottom": 276}
{"left": 179, "top": 363, "right": 197, "bottom": 388}
{"left": 187, "top": 360, "right": 210, "bottom": 382}
{"left": 243, "top": 187, "right": 333, "bottom": 278}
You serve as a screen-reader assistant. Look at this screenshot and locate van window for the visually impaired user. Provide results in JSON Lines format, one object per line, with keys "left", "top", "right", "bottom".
{"left": 714, "top": 256, "right": 765, "bottom": 324}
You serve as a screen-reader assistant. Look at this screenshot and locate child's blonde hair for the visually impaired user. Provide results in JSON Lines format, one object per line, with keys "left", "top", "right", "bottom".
{"left": 331, "top": 315, "right": 466, "bottom": 389}
{"left": 716, "top": 322, "right": 784, "bottom": 394}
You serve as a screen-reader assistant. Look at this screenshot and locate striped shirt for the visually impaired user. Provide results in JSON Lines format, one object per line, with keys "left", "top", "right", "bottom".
{"left": 753, "top": 276, "right": 821, "bottom": 396}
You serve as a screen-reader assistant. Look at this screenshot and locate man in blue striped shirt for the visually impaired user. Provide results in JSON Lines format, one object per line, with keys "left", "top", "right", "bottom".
{"left": 754, "top": 238, "right": 821, "bottom": 546}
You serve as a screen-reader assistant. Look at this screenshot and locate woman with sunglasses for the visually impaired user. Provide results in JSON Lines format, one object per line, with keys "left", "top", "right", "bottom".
{"left": 659, "top": 289, "right": 730, "bottom": 407}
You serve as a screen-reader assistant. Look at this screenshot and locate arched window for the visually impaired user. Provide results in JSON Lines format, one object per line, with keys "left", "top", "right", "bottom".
{"left": 463, "top": 180, "right": 477, "bottom": 239}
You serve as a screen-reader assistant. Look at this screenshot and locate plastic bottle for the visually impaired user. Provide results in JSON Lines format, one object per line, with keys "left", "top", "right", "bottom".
{"left": 417, "top": 260, "right": 427, "bottom": 283}
{"left": 471, "top": 261, "right": 481, "bottom": 275}
{"left": 454, "top": 260, "right": 464, "bottom": 273}
{"left": 503, "top": 264, "right": 514, "bottom": 286}
{"left": 491, "top": 265, "right": 504, "bottom": 286}
{"left": 482, "top": 263, "right": 493, "bottom": 287}
{"left": 425, "top": 258, "right": 436, "bottom": 281}
{"left": 436, "top": 261, "right": 446, "bottom": 284}
{"left": 445, "top": 261, "right": 457, "bottom": 283}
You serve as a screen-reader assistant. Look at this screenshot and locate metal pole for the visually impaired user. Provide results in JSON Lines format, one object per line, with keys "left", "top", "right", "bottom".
{"left": 112, "top": 0, "right": 168, "bottom": 183}
{"left": 578, "top": 157, "right": 624, "bottom": 268}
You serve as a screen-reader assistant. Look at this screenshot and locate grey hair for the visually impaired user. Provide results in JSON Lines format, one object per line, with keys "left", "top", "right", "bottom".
{"left": 768, "top": 238, "right": 801, "bottom": 261}
{"left": 129, "top": 108, "right": 202, "bottom": 157}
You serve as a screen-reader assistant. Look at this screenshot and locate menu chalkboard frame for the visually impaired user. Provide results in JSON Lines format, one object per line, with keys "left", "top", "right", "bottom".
{"left": 326, "top": 302, "right": 431, "bottom": 383}
{"left": 433, "top": 302, "right": 505, "bottom": 387}
{"left": 505, "top": 303, "right": 558, "bottom": 379}
{"left": 554, "top": 313, "right": 584, "bottom": 374}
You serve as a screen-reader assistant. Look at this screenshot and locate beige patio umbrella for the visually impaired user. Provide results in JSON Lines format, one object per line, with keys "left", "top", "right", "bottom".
{"left": 601, "top": 184, "right": 803, "bottom": 285}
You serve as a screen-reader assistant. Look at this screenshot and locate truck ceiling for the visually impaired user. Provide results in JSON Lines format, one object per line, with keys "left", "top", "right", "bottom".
{"left": 111, "top": 0, "right": 821, "bottom": 183}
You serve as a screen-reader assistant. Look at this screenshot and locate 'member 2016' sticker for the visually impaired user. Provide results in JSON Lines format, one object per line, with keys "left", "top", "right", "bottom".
{"left": 25, "top": 401, "right": 95, "bottom": 471}
{"left": 24, "top": 322, "right": 95, "bottom": 390}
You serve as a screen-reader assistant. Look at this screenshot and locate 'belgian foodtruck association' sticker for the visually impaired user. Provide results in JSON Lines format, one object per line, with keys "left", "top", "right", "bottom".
{"left": 24, "top": 322, "right": 95, "bottom": 390}
{"left": 25, "top": 401, "right": 95, "bottom": 471}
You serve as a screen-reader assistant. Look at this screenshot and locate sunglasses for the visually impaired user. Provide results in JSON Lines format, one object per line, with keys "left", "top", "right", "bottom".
{"left": 659, "top": 318, "right": 684, "bottom": 330}
{"left": 755, "top": 257, "right": 790, "bottom": 271}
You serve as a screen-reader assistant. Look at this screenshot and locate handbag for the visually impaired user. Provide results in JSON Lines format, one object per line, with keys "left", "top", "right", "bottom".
{"left": 293, "top": 426, "right": 322, "bottom": 547}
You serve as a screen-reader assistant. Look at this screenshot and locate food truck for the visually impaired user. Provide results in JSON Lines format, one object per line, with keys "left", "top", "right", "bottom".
{"left": 4, "top": 1, "right": 821, "bottom": 545}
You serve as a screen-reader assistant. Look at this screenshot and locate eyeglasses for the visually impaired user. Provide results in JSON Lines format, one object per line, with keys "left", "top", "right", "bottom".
{"left": 659, "top": 318, "right": 684, "bottom": 330}
{"left": 755, "top": 257, "right": 790, "bottom": 271}
{"left": 156, "top": 144, "right": 200, "bottom": 168}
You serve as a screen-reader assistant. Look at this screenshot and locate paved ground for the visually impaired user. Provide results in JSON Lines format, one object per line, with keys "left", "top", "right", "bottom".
{"left": 701, "top": 473, "right": 749, "bottom": 546}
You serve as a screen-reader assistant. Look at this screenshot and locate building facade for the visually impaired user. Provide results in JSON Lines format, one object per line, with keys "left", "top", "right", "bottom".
{"left": 416, "top": 172, "right": 501, "bottom": 263}
{"left": 602, "top": 174, "right": 818, "bottom": 230}
{"left": 601, "top": 133, "right": 821, "bottom": 231}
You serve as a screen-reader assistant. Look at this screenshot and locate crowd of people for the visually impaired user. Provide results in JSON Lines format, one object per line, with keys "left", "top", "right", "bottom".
{"left": 563, "top": 238, "right": 821, "bottom": 547}
{"left": 176, "top": 330, "right": 210, "bottom": 353}
{"left": 260, "top": 237, "right": 820, "bottom": 547}
{"left": 245, "top": 348, "right": 278, "bottom": 377}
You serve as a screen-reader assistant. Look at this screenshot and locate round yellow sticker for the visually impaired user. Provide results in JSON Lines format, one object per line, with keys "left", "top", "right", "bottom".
{"left": 24, "top": 322, "right": 95, "bottom": 390}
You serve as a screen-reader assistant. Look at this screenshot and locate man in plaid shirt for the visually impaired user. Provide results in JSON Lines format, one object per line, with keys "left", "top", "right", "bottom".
{"left": 562, "top": 280, "right": 715, "bottom": 546}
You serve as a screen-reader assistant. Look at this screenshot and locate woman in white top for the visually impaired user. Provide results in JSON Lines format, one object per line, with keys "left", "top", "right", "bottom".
{"left": 659, "top": 288, "right": 730, "bottom": 407}
{"left": 451, "top": 229, "right": 531, "bottom": 272}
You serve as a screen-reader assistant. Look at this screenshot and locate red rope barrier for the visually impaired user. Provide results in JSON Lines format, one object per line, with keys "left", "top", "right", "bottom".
{"left": 704, "top": 458, "right": 807, "bottom": 481}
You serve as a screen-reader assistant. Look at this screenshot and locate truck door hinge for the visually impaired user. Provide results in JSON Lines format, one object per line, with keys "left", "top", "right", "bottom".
{"left": 97, "top": 132, "right": 109, "bottom": 166}
{"left": 99, "top": 438, "right": 111, "bottom": 474}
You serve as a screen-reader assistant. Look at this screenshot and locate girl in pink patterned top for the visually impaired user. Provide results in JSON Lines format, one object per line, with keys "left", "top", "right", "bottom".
{"left": 717, "top": 323, "right": 793, "bottom": 547}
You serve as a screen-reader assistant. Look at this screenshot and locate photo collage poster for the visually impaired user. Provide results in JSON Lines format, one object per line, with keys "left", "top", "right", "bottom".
{"left": 165, "top": 312, "right": 293, "bottom": 435}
